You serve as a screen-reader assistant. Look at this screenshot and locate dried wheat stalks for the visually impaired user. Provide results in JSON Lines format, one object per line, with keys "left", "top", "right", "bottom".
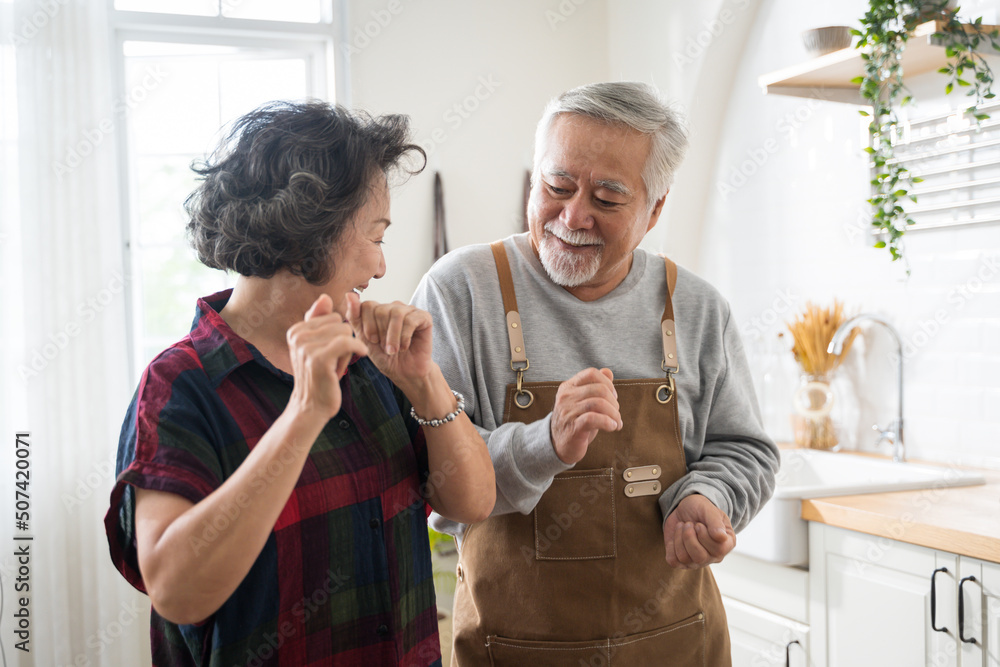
{"left": 786, "top": 300, "right": 859, "bottom": 376}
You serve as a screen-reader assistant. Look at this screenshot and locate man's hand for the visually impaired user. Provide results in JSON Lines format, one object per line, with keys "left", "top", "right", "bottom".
{"left": 550, "top": 368, "right": 622, "bottom": 464}
{"left": 663, "top": 494, "right": 736, "bottom": 569}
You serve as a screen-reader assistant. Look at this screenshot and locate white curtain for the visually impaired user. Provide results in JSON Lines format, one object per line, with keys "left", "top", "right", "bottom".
{"left": 1, "top": 1, "right": 150, "bottom": 665}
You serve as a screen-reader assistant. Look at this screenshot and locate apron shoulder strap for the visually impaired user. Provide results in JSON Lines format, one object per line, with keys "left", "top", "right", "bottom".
{"left": 490, "top": 240, "right": 528, "bottom": 368}
{"left": 659, "top": 255, "right": 678, "bottom": 376}
{"left": 664, "top": 255, "right": 677, "bottom": 299}
{"left": 491, "top": 243, "right": 678, "bottom": 376}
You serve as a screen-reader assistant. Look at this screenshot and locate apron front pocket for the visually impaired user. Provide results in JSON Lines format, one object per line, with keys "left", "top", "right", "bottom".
{"left": 485, "top": 611, "right": 706, "bottom": 666}
{"left": 533, "top": 468, "right": 615, "bottom": 561}
{"left": 485, "top": 635, "right": 612, "bottom": 667}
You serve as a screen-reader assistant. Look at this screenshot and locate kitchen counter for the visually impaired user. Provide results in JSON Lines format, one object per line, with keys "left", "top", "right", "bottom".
{"left": 800, "top": 455, "right": 1000, "bottom": 563}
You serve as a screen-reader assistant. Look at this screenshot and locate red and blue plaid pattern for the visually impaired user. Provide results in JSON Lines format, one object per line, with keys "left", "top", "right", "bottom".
{"left": 104, "top": 290, "right": 442, "bottom": 667}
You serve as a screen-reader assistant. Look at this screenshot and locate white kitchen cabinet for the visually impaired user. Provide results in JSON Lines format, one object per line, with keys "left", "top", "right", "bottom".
{"left": 986, "top": 560, "right": 1000, "bottom": 667}
{"left": 723, "top": 595, "right": 810, "bottom": 667}
{"left": 957, "top": 557, "right": 1000, "bottom": 666}
{"left": 714, "top": 552, "right": 811, "bottom": 665}
{"left": 987, "top": 560, "right": 1000, "bottom": 667}
{"left": 715, "top": 529, "right": 1000, "bottom": 666}
{"left": 809, "top": 523, "right": 1000, "bottom": 667}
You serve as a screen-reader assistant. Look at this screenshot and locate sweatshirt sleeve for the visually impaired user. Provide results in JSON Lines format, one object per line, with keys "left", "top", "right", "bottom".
{"left": 657, "top": 306, "right": 780, "bottom": 533}
{"left": 411, "top": 266, "right": 572, "bottom": 539}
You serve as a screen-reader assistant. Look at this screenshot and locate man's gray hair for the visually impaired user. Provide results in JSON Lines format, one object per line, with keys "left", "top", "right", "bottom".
{"left": 533, "top": 82, "right": 689, "bottom": 209}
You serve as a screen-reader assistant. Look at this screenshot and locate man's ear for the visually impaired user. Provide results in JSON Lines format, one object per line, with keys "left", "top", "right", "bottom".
{"left": 646, "top": 191, "right": 668, "bottom": 233}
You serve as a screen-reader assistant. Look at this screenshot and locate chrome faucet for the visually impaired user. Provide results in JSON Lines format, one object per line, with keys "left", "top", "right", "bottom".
{"left": 828, "top": 314, "right": 906, "bottom": 463}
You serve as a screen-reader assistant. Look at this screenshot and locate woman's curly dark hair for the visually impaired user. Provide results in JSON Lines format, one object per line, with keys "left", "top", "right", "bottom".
{"left": 185, "top": 100, "right": 425, "bottom": 284}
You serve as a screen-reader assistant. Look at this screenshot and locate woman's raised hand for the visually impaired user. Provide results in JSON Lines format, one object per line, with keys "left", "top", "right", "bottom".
{"left": 286, "top": 294, "right": 369, "bottom": 419}
{"left": 345, "top": 291, "right": 435, "bottom": 388}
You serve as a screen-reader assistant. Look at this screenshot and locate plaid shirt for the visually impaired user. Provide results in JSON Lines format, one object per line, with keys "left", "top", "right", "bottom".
{"left": 104, "top": 290, "right": 442, "bottom": 667}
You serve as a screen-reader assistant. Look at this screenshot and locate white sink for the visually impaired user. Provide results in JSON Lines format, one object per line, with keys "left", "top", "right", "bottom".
{"left": 736, "top": 449, "right": 986, "bottom": 566}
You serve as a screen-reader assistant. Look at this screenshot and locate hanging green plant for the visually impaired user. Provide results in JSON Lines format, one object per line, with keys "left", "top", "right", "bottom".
{"left": 852, "top": 0, "right": 1000, "bottom": 265}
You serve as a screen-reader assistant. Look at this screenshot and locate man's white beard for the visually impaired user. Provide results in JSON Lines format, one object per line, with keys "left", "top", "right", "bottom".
{"left": 537, "top": 223, "right": 604, "bottom": 288}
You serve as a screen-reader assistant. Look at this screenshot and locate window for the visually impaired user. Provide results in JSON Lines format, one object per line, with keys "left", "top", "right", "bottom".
{"left": 891, "top": 103, "right": 1000, "bottom": 231}
{"left": 110, "top": 1, "right": 343, "bottom": 378}
{"left": 115, "top": 0, "right": 326, "bottom": 23}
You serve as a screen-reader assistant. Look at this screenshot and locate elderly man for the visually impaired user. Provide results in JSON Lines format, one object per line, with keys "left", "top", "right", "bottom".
{"left": 412, "top": 82, "right": 778, "bottom": 666}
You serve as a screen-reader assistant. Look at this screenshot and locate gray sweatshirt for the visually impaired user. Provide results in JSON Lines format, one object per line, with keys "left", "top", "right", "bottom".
{"left": 411, "top": 233, "right": 778, "bottom": 542}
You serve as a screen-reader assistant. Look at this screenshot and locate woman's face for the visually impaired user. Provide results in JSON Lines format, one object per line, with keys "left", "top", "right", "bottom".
{"left": 327, "top": 176, "right": 391, "bottom": 314}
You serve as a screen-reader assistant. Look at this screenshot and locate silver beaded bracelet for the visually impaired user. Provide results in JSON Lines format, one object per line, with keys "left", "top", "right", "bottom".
{"left": 410, "top": 390, "right": 465, "bottom": 427}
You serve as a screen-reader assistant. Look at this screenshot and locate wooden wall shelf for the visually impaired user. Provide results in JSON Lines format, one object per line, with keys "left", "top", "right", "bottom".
{"left": 758, "top": 20, "right": 999, "bottom": 104}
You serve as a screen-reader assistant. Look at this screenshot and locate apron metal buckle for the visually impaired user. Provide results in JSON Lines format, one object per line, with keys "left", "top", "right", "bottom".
{"left": 514, "top": 368, "right": 534, "bottom": 409}
{"left": 656, "top": 373, "right": 676, "bottom": 405}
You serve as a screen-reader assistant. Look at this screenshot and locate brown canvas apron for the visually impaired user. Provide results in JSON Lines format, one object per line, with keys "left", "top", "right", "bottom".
{"left": 450, "top": 241, "right": 731, "bottom": 666}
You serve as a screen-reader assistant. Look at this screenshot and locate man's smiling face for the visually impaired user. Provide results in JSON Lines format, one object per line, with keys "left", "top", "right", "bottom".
{"left": 528, "top": 113, "right": 664, "bottom": 301}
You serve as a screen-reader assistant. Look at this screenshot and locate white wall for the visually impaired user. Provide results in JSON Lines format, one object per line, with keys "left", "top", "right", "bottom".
{"left": 607, "top": 0, "right": 767, "bottom": 268}
{"left": 689, "top": 0, "right": 1000, "bottom": 467}
{"left": 345, "top": 0, "right": 609, "bottom": 305}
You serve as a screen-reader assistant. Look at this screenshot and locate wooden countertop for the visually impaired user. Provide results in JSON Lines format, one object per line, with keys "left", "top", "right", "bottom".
{"left": 799, "top": 454, "right": 1000, "bottom": 562}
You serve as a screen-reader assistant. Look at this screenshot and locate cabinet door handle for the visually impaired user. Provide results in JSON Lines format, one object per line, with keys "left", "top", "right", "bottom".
{"left": 931, "top": 567, "right": 949, "bottom": 633}
{"left": 959, "top": 575, "right": 978, "bottom": 645}
{"left": 784, "top": 639, "right": 800, "bottom": 667}
{"left": 785, "top": 639, "right": 801, "bottom": 667}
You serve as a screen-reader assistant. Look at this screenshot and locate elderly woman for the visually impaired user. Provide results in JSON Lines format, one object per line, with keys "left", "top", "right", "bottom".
{"left": 105, "top": 101, "right": 494, "bottom": 667}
